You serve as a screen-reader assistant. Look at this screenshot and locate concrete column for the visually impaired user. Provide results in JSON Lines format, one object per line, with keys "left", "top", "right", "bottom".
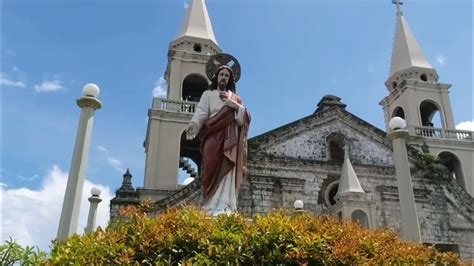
{"left": 388, "top": 129, "right": 422, "bottom": 243}
{"left": 168, "top": 59, "right": 183, "bottom": 100}
{"left": 57, "top": 84, "right": 102, "bottom": 241}
{"left": 84, "top": 187, "right": 102, "bottom": 234}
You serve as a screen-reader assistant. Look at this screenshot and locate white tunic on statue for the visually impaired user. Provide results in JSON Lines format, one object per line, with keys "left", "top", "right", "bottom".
{"left": 190, "top": 90, "right": 245, "bottom": 216}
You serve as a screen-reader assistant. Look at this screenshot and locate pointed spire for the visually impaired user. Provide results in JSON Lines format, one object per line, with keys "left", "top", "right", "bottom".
{"left": 118, "top": 168, "right": 135, "bottom": 192}
{"left": 178, "top": 0, "right": 218, "bottom": 45}
{"left": 388, "top": 8, "right": 435, "bottom": 78}
{"left": 336, "top": 146, "right": 365, "bottom": 199}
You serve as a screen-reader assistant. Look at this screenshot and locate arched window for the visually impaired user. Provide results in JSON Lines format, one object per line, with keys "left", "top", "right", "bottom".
{"left": 419, "top": 100, "right": 442, "bottom": 128}
{"left": 392, "top": 106, "right": 405, "bottom": 119}
{"left": 324, "top": 180, "right": 340, "bottom": 207}
{"left": 351, "top": 210, "right": 369, "bottom": 228}
{"left": 328, "top": 183, "right": 339, "bottom": 205}
{"left": 438, "top": 151, "right": 466, "bottom": 189}
{"left": 182, "top": 74, "right": 208, "bottom": 102}
{"left": 327, "top": 133, "right": 345, "bottom": 165}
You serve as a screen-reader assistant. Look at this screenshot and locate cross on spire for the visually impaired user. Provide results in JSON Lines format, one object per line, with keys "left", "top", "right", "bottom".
{"left": 392, "top": 0, "right": 404, "bottom": 13}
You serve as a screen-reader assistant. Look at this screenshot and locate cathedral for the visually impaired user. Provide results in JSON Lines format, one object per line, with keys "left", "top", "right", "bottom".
{"left": 110, "top": 0, "right": 474, "bottom": 260}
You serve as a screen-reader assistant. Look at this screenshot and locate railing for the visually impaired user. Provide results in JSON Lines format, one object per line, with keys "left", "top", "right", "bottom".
{"left": 414, "top": 126, "right": 443, "bottom": 138}
{"left": 445, "top": 129, "right": 473, "bottom": 140}
{"left": 412, "top": 126, "right": 473, "bottom": 141}
{"left": 153, "top": 99, "right": 198, "bottom": 113}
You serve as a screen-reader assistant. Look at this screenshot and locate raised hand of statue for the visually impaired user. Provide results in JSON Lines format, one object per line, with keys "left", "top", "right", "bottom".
{"left": 224, "top": 98, "right": 240, "bottom": 110}
{"left": 219, "top": 91, "right": 229, "bottom": 101}
{"left": 186, "top": 122, "right": 198, "bottom": 140}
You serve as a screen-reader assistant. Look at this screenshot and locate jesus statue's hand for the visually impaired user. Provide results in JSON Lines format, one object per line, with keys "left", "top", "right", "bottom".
{"left": 224, "top": 98, "right": 240, "bottom": 110}
{"left": 186, "top": 122, "right": 198, "bottom": 139}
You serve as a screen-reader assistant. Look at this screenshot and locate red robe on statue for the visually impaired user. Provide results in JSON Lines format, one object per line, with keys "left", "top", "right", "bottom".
{"left": 198, "top": 95, "right": 251, "bottom": 203}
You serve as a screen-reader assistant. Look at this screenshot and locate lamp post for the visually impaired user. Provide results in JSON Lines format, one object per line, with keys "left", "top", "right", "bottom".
{"left": 293, "top": 200, "right": 305, "bottom": 216}
{"left": 387, "top": 117, "right": 422, "bottom": 243}
{"left": 57, "top": 83, "right": 102, "bottom": 241}
{"left": 84, "top": 187, "right": 102, "bottom": 234}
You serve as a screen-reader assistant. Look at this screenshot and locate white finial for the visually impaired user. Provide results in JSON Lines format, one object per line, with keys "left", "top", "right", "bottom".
{"left": 90, "top": 187, "right": 101, "bottom": 196}
{"left": 389, "top": 117, "right": 407, "bottom": 130}
{"left": 392, "top": 0, "right": 404, "bottom": 14}
{"left": 294, "top": 200, "right": 304, "bottom": 210}
{"left": 82, "top": 83, "right": 100, "bottom": 98}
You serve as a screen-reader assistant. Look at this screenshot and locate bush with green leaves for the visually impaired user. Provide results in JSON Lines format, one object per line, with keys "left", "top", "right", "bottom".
{"left": 44, "top": 203, "right": 461, "bottom": 265}
{"left": 0, "top": 238, "right": 47, "bottom": 265}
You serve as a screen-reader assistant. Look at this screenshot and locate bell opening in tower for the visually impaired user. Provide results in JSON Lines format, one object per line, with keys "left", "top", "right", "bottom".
{"left": 182, "top": 74, "right": 208, "bottom": 102}
{"left": 419, "top": 100, "right": 442, "bottom": 128}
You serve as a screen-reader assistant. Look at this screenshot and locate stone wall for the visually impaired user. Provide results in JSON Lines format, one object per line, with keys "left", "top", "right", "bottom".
{"left": 111, "top": 105, "right": 474, "bottom": 260}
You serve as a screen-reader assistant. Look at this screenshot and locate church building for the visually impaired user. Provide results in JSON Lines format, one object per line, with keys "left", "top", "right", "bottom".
{"left": 110, "top": 0, "right": 473, "bottom": 260}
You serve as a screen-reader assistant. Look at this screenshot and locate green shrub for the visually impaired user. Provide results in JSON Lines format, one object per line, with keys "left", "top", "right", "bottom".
{"left": 0, "top": 238, "right": 48, "bottom": 265}
{"left": 45, "top": 205, "right": 462, "bottom": 265}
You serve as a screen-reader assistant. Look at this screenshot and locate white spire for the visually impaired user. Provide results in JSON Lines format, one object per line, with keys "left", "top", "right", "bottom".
{"left": 178, "top": 0, "right": 218, "bottom": 45}
{"left": 389, "top": 11, "right": 434, "bottom": 77}
{"left": 336, "top": 146, "right": 365, "bottom": 198}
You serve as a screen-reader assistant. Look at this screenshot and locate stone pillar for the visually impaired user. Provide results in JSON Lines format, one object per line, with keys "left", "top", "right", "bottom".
{"left": 57, "top": 84, "right": 102, "bottom": 241}
{"left": 84, "top": 187, "right": 102, "bottom": 234}
{"left": 388, "top": 126, "right": 422, "bottom": 243}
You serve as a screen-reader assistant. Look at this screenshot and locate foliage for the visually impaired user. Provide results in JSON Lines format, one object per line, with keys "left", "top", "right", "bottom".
{"left": 0, "top": 201, "right": 464, "bottom": 265}
{"left": 408, "top": 145, "right": 451, "bottom": 180}
{"left": 44, "top": 206, "right": 463, "bottom": 265}
{"left": 0, "top": 238, "right": 48, "bottom": 265}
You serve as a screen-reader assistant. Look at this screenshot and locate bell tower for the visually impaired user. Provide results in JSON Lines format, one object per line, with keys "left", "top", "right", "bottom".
{"left": 142, "top": 0, "right": 221, "bottom": 199}
{"left": 380, "top": 0, "right": 474, "bottom": 196}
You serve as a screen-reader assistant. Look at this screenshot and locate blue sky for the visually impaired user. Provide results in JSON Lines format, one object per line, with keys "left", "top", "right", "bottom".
{"left": 1, "top": 0, "right": 472, "bottom": 249}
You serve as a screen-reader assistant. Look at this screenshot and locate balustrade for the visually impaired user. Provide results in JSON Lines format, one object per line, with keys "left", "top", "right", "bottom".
{"left": 412, "top": 126, "right": 472, "bottom": 141}
{"left": 154, "top": 99, "right": 197, "bottom": 113}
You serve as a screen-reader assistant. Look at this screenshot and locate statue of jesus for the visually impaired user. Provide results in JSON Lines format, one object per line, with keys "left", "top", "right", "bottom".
{"left": 186, "top": 65, "right": 251, "bottom": 215}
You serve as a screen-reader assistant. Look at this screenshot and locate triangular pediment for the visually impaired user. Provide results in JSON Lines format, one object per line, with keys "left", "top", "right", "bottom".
{"left": 249, "top": 108, "right": 394, "bottom": 166}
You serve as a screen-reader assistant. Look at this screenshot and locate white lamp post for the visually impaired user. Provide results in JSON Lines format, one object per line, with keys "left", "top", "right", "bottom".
{"left": 57, "top": 83, "right": 102, "bottom": 241}
{"left": 84, "top": 187, "right": 102, "bottom": 234}
{"left": 387, "top": 117, "right": 422, "bottom": 243}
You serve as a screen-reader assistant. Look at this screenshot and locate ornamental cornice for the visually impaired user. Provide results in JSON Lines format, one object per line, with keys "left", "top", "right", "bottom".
{"left": 387, "top": 130, "right": 409, "bottom": 141}
{"left": 148, "top": 109, "right": 193, "bottom": 122}
{"left": 380, "top": 80, "right": 451, "bottom": 107}
{"left": 248, "top": 158, "right": 395, "bottom": 177}
{"left": 77, "top": 96, "right": 102, "bottom": 110}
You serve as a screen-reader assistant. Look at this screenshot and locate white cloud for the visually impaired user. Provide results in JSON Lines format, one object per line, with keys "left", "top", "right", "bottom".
{"left": 0, "top": 72, "right": 26, "bottom": 88}
{"left": 152, "top": 77, "right": 167, "bottom": 98}
{"left": 456, "top": 121, "right": 474, "bottom": 131}
{"left": 0, "top": 165, "right": 113, "bottom": 251}
{"left": 18, "top": 174, "right": 40, "bottom": 181}
{"left": 34, "top": 80, "right": 65, "bottom": 93}
{"left": 436, "top": 54, "right": 446, "bottom": 65}
{"left": 184, "top": 1, "right": 189, "bottom": 9}
{"left": 97, "top": 145, "right": 125, "bottom": 173}
{"left": 97, "top": 145, "right": 107, "bottom": 153}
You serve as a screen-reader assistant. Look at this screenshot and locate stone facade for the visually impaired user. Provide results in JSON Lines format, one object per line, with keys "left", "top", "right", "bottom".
{"left": 110, "top": 96, "right": 473, "bottom": 260}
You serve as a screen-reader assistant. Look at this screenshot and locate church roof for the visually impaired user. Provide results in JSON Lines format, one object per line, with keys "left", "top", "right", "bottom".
{"left": 389, "top": 11, "right": 435, "bottom": 77}
{"left": 178, "top": 0, "right": 218, "bottom": 45}
{"left": 249, "top": 96, "right": 390, "bottom": 154}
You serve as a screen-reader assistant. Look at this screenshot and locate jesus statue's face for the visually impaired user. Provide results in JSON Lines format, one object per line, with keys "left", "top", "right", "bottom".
{"left": 217, "top": 68, "right": 230, "bottom": 90}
